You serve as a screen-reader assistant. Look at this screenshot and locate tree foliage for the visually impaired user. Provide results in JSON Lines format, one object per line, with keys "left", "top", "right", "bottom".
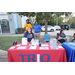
{"left": 8, "top": 12, "right": 72, "bottom": 34}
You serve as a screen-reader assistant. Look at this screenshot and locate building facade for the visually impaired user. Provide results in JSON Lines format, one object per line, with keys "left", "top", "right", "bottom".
{"left": 0, "top": 12, "right": 26, "bottom": 34}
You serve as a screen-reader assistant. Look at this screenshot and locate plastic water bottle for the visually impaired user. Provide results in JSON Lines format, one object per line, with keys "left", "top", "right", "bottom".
{"left": 39, "top": 41, "right": 41, "bottom": 47}
{"left": 66, "top": 37, "right": 70, "bottom": 43}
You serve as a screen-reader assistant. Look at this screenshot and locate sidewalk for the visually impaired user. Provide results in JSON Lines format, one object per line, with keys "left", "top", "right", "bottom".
{"left": 0, "top": 49, "right": 8, "bottom": 62}
{"left": 0, "top": 34, "right": 24, "bottom": 36}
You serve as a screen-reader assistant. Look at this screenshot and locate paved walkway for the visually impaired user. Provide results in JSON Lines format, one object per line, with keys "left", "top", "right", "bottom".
{"left": 0, "top": 30, "right": 75, "bottom": 36}
{"left": 0, "top": 49, "right": 8, "bottom": 62}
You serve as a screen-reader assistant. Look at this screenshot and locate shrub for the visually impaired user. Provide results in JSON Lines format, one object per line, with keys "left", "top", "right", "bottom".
{"left": 17, "top": 28, "right": 25, "bottom": 34}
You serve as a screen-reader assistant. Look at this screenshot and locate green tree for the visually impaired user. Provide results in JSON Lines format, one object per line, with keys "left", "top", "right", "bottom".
{"left": 8, "top": 12, "right": 72, "bottom": 34}
{"left": 58, "top": 17, "right": 63, "bottom": 25}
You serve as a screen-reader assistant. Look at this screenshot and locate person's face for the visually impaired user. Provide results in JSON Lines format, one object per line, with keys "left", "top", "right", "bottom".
{"left": 35, "top": 22, "right": 38, "bottom": 25}
{"left": 62, "top": 30, "right": 64, "bottom": 34}
{"left": 28, "top": 28, "right": 31, "bottom": 33}
{"left": 26, "top": 20, "right": 29, "bottom": 24}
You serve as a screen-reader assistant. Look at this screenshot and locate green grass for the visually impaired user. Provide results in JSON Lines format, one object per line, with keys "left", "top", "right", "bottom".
{"left": 69, "top": 28, "right": 75, "bottom": 30}
{"left": 0, "top": 35, "right": 73, "bottom": 51}
{"left": 0, "top": 36, "right": 23, "bottom": 51}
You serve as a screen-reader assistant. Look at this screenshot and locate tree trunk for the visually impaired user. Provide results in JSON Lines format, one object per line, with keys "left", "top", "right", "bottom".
{"left": 45, "top": 17, "right": 48, "bottom": 34}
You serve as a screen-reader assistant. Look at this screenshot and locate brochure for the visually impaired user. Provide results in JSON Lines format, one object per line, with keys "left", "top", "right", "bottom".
{"left": 16, "top": 44, "right": 21, "bottom": 46}
{"left": 58, "top": 46, "right": 63, "bottom": 48}
{"left": 22, "top": 38, "right": 27, "bottom": 45}
{"left": 50, "top": 38, "right": 57, "bottom": 46}
{"left": 17, "top": 46, "right": 27, "bottom": 49}
{"left": 41, "top": 44, "right": 49, "bottom": 46}
{"left": 31, "top": 39, "right": 39, "bottom": 46}
{"left": 51, "top": 46, "right": 58, "bottom": 49}
{"left": 9, "top": 47, "right": 15, "bottom": 49}
{"left": 39, "top": 47, "right": 49, "bottom": 49}
{"left": 29, "top": 46, "right": 37, "bottom": 49}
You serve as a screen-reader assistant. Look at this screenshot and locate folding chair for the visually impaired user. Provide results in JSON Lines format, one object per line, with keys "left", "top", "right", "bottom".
{"left": 56, "top": 33, "right": 59, "bottom": 39}
{"left": 44, "top": 34, "right": 50, "bottom": 43}
{"left": 71, "top": 33, "right": 75, "bottom": 42}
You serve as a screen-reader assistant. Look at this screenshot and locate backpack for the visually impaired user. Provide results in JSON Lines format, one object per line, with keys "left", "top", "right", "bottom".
{"left": 13, "top": 41, "right": 17, "bottom": 45}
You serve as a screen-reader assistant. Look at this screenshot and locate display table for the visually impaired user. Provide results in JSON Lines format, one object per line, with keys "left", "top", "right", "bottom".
{"left": 8, "top": 43, "right": 67, "bottom": 62}
{"left": 62, "top": 43, "right": 75, "bottom": 62}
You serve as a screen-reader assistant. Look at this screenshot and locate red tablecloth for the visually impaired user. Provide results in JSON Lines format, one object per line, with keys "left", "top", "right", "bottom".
{"left": 8, "top": 43, "right": 67, "bottom": 62}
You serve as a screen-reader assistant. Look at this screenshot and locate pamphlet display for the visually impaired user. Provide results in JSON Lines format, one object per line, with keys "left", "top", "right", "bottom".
{"left": 50, "top": 38, "right": 58, "bottom": 49}
{"left": 22, "top": 38, "right": 27, "bottom": 45}
{"left": 31, "top": 39, "right": 39, "bottom": 46}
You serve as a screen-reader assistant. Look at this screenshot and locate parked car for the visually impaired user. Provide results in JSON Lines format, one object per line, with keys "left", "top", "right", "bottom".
{"left": 54, "top": 25, "right": 61, "bottom": 30}
{"left": 60, "top": 24, "right": 70, "bottom": 30}
{"left": 41, "top": 25, "right": 56, "bottom": 32}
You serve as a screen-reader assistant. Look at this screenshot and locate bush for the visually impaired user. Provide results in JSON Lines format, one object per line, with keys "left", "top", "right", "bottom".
{"left": 17, "top": 28, "right": 25, "bottom": 34}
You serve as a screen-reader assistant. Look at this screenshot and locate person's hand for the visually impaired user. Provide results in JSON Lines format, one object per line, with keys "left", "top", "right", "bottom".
{"left": 27, "top": 41, "right": 29, "bottom": 43}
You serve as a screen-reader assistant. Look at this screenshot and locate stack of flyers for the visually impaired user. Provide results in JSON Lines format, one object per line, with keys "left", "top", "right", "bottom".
{"left": 41, "top": 44, "right": 49, "bottom": 46}
{"left": 39, "top": 47, "right": 49, "bottom": 49}
{"left": 9, "top": 47, "right": 15, "bottom": 49}
{"left": 51, "top": 46, "right": 58, "bottom": 49}
{"left": 17, "top": 46, "right": 27, "bottom": 49}
{"left": 16, "top": 44, "right": 21, "bottom": 46}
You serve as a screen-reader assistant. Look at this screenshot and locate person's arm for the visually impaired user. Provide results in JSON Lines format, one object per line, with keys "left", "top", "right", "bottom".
{"left": 24, "top": 32, "right": 27, "bottom": 37}
{"left": 63, "top": 34, "right": 66, "bottom": 39}
{"left": 32, "top": 33, "right": 34, "bottom": 39}
{"left": 29, "top": 24, "right": 32, "bottom": 32}
{"left": 58, "top": 34, "right": 63, "bottom": 39}
{"left": 24, "top": 24, "right": 27, "bottom": 31}
{"left": 59, "top": 36, "right": 63, "bottom": 39}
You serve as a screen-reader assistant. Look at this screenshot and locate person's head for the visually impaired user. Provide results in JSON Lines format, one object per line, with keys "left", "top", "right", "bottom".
{"left": 60, "top": 29, "right": 64, "bottom": 34}
{"left": 35, "top": 21, "right": 38, "bottom": 25}
{"left": 26, "top": 19, "right": 29, "bottom": 24}
{"left": 27, "top": 28, "right": 32, "bottom": 33}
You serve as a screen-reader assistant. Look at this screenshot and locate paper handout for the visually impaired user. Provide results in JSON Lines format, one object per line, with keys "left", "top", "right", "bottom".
{"left": 31, "top": 39, "right": 39, "bottom": 46}
{"left": 41, "top": 44, "right": 49, "bottom": 46}
{"left": 22, "top": 38, "right": 27, "bottom": 45}
{"left": 9, "top": 47, "right": 15, "bottom": 49}
{"left": 58, "top": 46, "right": 63, "bottom": 48}
{"left": 29, "top": 46, "right": 37, "bottom": 49}
{"left": 39, "top": 47, "right": 49, "bottom": 49}
{"left": 16, "top": 44, "right": 21, "bottom": 46}
{"left": 17, "top": 46, "right": 27, "bottom": 49}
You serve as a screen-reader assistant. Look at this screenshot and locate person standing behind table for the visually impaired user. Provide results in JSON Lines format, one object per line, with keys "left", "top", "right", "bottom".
{"left": 23, "top": 19, "right": 32, "bottom": 33}
{"left": 33, "top": 21, "right": 41, "bottom": 40}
